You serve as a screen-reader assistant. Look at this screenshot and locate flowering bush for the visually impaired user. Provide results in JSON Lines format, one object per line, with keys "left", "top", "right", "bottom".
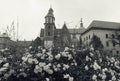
{"left": 0, "top": 47, "right": 120, "bottom": 81}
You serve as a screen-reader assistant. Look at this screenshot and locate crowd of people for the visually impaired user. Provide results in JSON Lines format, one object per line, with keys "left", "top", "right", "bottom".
{"left": 0, "top": 46, "right": 120, "bottom": 81}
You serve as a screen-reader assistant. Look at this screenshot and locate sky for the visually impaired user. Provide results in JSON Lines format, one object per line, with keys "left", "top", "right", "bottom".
{"left": 0, "top": 0, "right": 120, "bottom": 41}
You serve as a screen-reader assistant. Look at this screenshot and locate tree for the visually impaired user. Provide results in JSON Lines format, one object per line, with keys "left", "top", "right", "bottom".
{"left": 110, "top": 32, "right": 120, "bottom": 46}
{"left": 79, "top": 36, "right": 82, "bottom": 49}
{"left": 31, "top": 37, "right": 42, "bottom": 48}
{"left": 90, "top": 34, "right": 103, "bottom": 50}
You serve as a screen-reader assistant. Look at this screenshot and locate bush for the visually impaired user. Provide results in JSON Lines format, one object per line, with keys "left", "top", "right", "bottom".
{"left": 0, "top": 47, "right": 120, "bottom": 81}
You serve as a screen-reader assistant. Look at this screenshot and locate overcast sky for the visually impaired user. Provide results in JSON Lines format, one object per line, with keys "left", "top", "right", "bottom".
{"left": 0, "top": 0, "right": 120, "bottom": 40}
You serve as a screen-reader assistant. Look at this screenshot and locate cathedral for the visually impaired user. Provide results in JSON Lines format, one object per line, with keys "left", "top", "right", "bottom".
{"left": 40, "top": 7, "right": 85, "bottom": 48}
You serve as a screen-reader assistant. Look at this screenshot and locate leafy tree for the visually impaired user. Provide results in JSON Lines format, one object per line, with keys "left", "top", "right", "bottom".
{"left": 90, "top": 34, "right": 103, "bottom": 50}
{"left": 32, "top": 37, "right": 42, "bottom": 47}
{"left": 110, "top": 32, "right": 120, "bottom": 46}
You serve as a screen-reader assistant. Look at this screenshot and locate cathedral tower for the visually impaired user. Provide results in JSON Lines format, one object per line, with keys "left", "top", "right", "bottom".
{"left": 44, "top": 7, "right": 56, "bottom": 48}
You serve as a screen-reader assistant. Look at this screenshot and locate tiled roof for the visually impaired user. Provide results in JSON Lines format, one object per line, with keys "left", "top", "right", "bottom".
{"left": 68, "top": 28, "right": 86, "bottom": 34}
{"left": 82, "top": 20, "right": 120, "bottom": 35}
{"left": 88, "top": 20, "right": 120, "bottom": 29}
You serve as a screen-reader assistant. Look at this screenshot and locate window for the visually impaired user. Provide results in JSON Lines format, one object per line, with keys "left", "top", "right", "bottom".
{"left": 106, "top": 41, "right": 109, "bottom": 47}
{"left": 116, "top": 51, "right": 119, "bottom": 54}
{"left": 48, "top": 26, "right": 50, "bottom": 29}
{"left": 86, "top": 36, "right": 88, "bottom": 40}
{"left": 89, "top": 35, "right": 90, "bottom": 39}
{"left": 48, "top": 32, "right": 50, "bottom": 36}
{"left": 113, "top": 42, "right": 115, "bottom": 47}
{"left": 110, "top": 51, "right": 112, "bottom": 53}
{"left": 112, "top": 34, "right": 115, "bottom": 38}
{"left": 106, "top": 34, "right": 108, "bottom": 38}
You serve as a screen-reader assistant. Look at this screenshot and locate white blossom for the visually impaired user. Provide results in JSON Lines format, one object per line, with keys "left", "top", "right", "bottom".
{"left": 57, "top": 64, "right": 61, "bottom": 68}
{"left": 93, "top": 61, "right": 101, "bottom": 70}
{"left": 55, "top": 54, "right": 61, "bottom": 60}
{"left": 46, "top": 78, "right": 50, "bottom": 81}
{"left": 92, "top": 74, "right": 97, "bottom": 81}
{"left": 27, "top": 58, "right": 34, "bottom": 64}
{"left": 86, "top": 56, "right": 91, "bottom": 61}
{"left": 64, "top": 74, "right": 70, "bottom": 78}
{"left": 3, "top": 63, "right": 9, "bottom": 67}
{"left": 85, "top": 65, "right": 89, "bottom": 70}
{"left": 39, "top": 62, "right": 46, "bottom": 67}
{"left": 69, "top": 76, "right": 74, "bottom": 81}
{"left": 90, "top": 52, "right": 94, "bottom": 57}
{"left": 63, "top": 64, "right": 69, "bottom": 69}
{"left": 68, "top": 54, "right": 73, "bottom": 60}
{"left": 64, "top": 47, "right": 69, "bottom": 52}
{"left": 102, "top": 73, "right": 106, "bottom": 80}
{"left": 112, "top": 75, "right": 116, "bottom": 81}
{"left": 42, "top": 49, "right": 46, "bottom": 54}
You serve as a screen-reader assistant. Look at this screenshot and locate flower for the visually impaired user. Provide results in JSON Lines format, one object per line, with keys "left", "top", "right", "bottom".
{"left": 64, "top": 74, "right": 70, "bottom": 78}
{"left": 90, "top": 52, "right": 94, "bottom": 57}
{"left": 57, "top": 64, "right": 61, "bottom": 68}
{"left": 3, "top": 63, "right": 9, "bottom": 67}
{"left": 39, "top": 62, "right": 46, "bottom": 67}
{"left": 68, "top": 54, "right": 73, "bottom": 60}
{"left": 63, "top": 64, "right": 69, "bottom": 69}
{"left": 86, "top": 56, "right": 91, "bottom": 61}
{"left": 92, "top": 74, "right": 97, "bottom": 80}
{"left": 36, "top": 53, "right": 42, "bottom": 57}
{"left": 93, "top": 61, "right": 101, "bottom": 70}
{"left": 102, "top": 73, "right": 106, "bottom": 80}
{"left": 69, "top": 76, "right": 74, "bottom": 81}
{"left": 85, "top": 65, "right": 89, "bottom": 70}
{"left": 64, "top": 47, "right": 69, "bottom": 52}
{"left": 46, "top": 78, "right": 50, "bottom": 81}
{"left": 47, "top": 69, "right": 53, "bottom": 74}
{"left": 27, "top": 58, "right": 34, "bottom": 64}
{"left": 55, "top": 54, "right": 61, "bottom": 60}
{"left": 33, "top": 58, "right": 39, "bottom": 64}
{"left": 42, "top": 49, "right": 46, "bottom": 54}
{"left": 48, "top": 55, "right": 53, "bottom": 61}
{"left": 112, "top": 75, "right": 116, "bottom": 81}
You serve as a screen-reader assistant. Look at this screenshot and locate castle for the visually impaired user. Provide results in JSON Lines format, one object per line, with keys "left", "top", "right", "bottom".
{"left": 40, "top": 7, "right": 120, "bottom": 56}
{"left": 40, "top": 7, "right": 85, "bottom": 48}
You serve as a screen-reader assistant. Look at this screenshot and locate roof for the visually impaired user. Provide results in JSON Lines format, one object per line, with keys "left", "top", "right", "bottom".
{"left": 17, "top": 41, "right": 32, "bottom": 47}
{"left": 82, "top": 20, "right": 120, "bottom": 35}
{"left": 45, "top": 8, "right": 54, "bottom": 17}
{"left": 88, "top": 20, "right": 120, "bottom": 29}
{"left": 68, "top": 27, "right": 86, "bottom": 34}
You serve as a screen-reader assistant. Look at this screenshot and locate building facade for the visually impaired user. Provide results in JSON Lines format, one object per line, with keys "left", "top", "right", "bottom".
{"left": 0, "top": 33, "right": 15, "bottom": 49}
{"left": 81, "top": 20, "right": 120, "bottom": 56}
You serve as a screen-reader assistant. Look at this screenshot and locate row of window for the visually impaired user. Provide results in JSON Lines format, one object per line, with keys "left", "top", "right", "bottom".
{"left": 110, "top": 50, "right": 119, "bottom": 54}
{"left": 106, "top": 34, "right": 115, "bottom": 38}
{"left": 106, "top": 41, "right": 115, "bottom": 47}
{"left": 84, "top": 33, "right": 116, "bottom": 41}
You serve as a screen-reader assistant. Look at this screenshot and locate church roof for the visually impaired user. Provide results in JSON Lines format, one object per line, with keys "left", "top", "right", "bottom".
{"left": 45, "top": 8, "right": 54, "bottom": 17}
{"left": 68, "top": 28, "right": 86, "bottom": 34}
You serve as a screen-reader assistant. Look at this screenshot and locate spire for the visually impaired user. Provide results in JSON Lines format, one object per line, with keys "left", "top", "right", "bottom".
{"left": 80, "top": 18, "right": 83, "bottom": 27}
{"left": 50, "top": 4, "right": 52, "bottom": 8}
{"left": 45, "top": 7, "right": 54, "bottom": 17}
{"left": 62, "top": 21, "right": 68, "bottom": 30}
